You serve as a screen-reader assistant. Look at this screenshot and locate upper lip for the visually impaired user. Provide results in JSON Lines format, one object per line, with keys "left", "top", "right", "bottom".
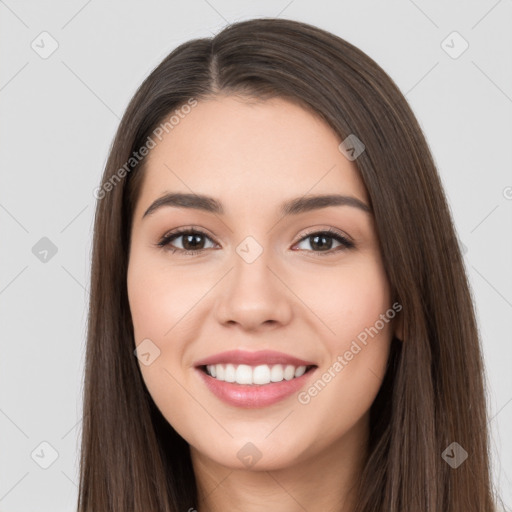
{"left": 194, "top": 350, "right": 316, "bottom": 368}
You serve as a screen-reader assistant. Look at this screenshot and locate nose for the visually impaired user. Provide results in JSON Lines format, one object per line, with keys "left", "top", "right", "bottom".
{"left": 213, "top": 245, "right": 293, "bottom": 332}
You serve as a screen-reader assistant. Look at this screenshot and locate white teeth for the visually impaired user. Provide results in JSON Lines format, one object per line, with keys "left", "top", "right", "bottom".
{"left": 225, "top": 364, "right": 236, "bottom": 383}
{"left": 253, "top": 364, "right": 271, "bottom": 385}
{"left": 215, "top": 364, "right": 224, "bottom": 380}
{"left": 205, "top": 363, "right": 309, "bottom": 385}
{"left": 283, "top": 365, "right": 295, "bottom": 380}
{"left": 294, "top": 365, "right": 306, "bottom": 378}
{"left": 235, "top": 364, "right": 252, "bottom": 385}
{"left": 270, "top": 364, "right": 284, "bottom": 382}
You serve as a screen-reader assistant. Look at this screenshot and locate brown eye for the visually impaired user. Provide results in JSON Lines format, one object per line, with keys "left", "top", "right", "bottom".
{"left": 156, "top": 227, "right": 354, "bottom": 257}
{"left": 294, "top": 230, "right": 354, "bottom": 256}
{"left": 157, "top": 229, "right": 216, "bottom": 254}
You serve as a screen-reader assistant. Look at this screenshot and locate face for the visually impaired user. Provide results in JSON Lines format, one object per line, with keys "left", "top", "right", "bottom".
{"left": 127, "top": 94, "right": 401, "bottom": 471}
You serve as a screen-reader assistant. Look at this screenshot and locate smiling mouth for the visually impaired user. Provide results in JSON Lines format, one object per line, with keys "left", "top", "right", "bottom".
{"left": 199, "top": 363, "right": 317, "bottom": 386}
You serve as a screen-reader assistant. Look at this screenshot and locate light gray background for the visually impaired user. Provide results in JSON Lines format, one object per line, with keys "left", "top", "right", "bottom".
{"left": 1, "top": 1, "right": 511, "bottom": 510}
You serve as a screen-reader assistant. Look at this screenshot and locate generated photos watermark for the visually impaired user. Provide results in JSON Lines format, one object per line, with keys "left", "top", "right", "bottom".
{"left": 93, "top": 97, "right": 198, "bottom": 200}
{"left": 297, "top": 301, "right": 402, "bottom": 405}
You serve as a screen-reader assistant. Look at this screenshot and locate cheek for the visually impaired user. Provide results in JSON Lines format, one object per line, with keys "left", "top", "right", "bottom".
{"left": 293, "top": 256, "right": 391, "bottom": 346}
{"left": 126, "top": 250, "right": 217, "bottom": 398}
{"left": 291, "top": 257, "right": 393, "bottom": 420}
{"left": 126, "top": 254, "right": 203, "bottom": 428}
{"left": 127, "top": 253, "right": 207, "bottom": 343}
{"left": 334, "top": 263, "right": 393, "bottom": 379}
{"left": 126, "top": 253, "right": 199, "bottom": 401}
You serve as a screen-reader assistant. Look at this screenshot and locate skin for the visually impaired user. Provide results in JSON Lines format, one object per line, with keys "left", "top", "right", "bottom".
{"left": 127, "top": 95, "right": 403, "bottom": 512}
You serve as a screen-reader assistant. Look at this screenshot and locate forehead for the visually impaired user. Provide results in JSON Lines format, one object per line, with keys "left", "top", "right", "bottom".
{"left": 136, "top": 95, "right": 368, "bottom": 217}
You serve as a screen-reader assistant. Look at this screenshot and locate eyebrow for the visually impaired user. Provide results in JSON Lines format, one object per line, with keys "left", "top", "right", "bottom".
{"left": 142, "top": 192, "right": 372, "bottom": 219}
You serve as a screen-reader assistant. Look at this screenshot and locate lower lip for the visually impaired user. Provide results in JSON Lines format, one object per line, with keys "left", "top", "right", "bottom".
{"left": 196, "top": 367, "right": 317, "bottom": 408}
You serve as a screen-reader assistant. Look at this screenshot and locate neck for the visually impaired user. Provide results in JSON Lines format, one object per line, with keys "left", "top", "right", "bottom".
{"left": 191, "top": 413, "right": 369, "bottom": 512}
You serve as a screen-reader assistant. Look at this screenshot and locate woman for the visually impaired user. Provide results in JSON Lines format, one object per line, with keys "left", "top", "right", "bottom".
{"left": 79, "top": 17, "right": 500, "bottom": 511}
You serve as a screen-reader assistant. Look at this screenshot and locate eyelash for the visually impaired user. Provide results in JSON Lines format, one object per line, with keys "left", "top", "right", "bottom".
{"left": 156, "top": 226, "right": 355, "bottom": 257}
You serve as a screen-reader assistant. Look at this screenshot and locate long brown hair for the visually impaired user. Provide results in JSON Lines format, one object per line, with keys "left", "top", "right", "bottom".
{"left": 78, "top": 17, "right": 499, "bottom": 511}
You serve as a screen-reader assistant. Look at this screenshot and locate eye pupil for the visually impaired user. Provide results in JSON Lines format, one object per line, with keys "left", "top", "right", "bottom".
{"left": 310, "top": 234, "right": 332, "bottom": 251}
{"left": 183, "top": 233, "right": 204, "bottom": 250}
